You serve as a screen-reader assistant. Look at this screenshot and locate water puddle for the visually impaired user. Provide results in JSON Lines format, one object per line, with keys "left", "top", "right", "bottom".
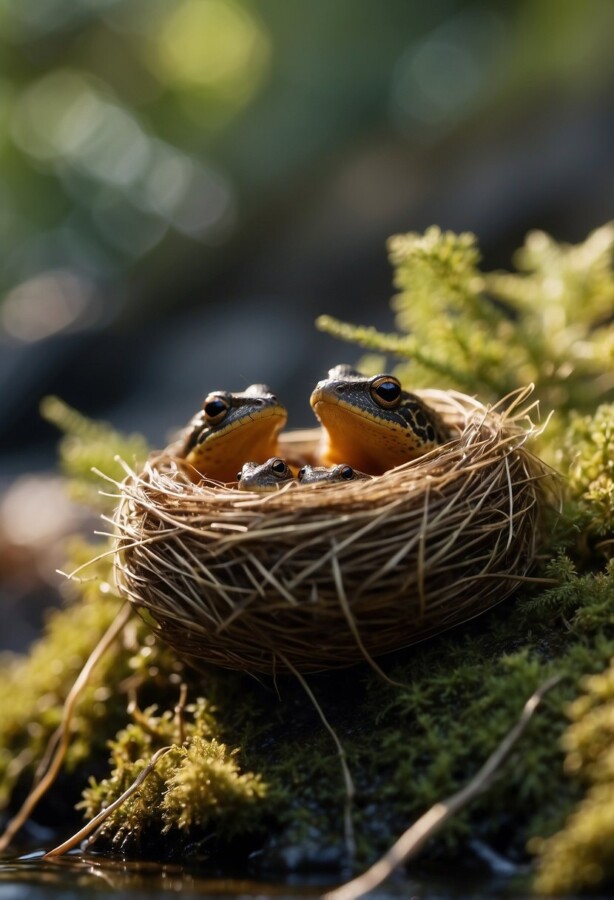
{"left": 0, "top": 849, "right": 537, "bottom": 899}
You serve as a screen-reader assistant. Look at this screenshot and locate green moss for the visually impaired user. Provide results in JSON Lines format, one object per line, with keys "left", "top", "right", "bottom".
{"left": 557, "top": 404, "right": 614, "bottom": 539}
{"left": 0, "top": 543, "right": 122, "bottom": 809}
{"left": 318, "top": 222, "right": 614, "bottom": 416}
{"left": 0, "top": 538, "right": 186, "bottom": 817}
{"left": 79, "top": 702, "right": 266, "bottom": 852}
{"left": 40, "top": 395, "right": 149, "bottom": 511}
{"left": 532, "top": 658, "right": 614, "bottom": 893}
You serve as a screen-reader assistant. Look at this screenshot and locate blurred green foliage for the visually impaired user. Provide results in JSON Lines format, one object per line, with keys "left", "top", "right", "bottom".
{"left": 318, "top": 223, "right": 614, "bottom": 416}
{"left": 1, "top": 0, "right": 614, "bottom": 336}
{"left": 40, "top": 395, "right": 149, "bottom": 508}
{"left": 532, "top": 649, "right": 614, "bottom": 893}
{"left": 558, "top": 405, "right": 614, "bottom": 541}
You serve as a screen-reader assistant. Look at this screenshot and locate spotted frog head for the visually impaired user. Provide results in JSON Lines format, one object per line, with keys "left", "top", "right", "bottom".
{"left": 310, "top": 365, "right": 449, "bottom": 475}
{"left": 181, "top": 384, "right": 287, "bottom": 482}
{"left": 237, "top": 457, "right": 296, "bottom": 492}
{"left": 297, "top": 463, "right": 369, "bottom": 485}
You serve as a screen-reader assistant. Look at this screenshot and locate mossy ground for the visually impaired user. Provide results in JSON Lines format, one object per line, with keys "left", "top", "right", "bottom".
{"left": 2, "top": 225, "right": 614, "bottom": 892}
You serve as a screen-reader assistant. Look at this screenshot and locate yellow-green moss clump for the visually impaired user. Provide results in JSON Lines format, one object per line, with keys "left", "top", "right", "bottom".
{"left": 0, "top": 544, "right": 123, "bottom": 811}
{"left": 80, "top": 706, "right": 266, "bottom": 853}
{"left": 2, "top": 225, "right": 614, "bottom": 888}
{"left": 0, "top": 540, "right": 184, "bottom": 819}
{"left": 558, "top": 404, "right": 614, "bottom": 540}
{"left": 532, "top": 657, "right": 614, "bottom": 893}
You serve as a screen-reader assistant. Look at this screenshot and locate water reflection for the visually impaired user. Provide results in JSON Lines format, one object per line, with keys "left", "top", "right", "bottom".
{"left": 0, "top": 851, "right": 331, "bottom": 899}
{"left": 0, "top": 849, "right": 539, "bottom": 899}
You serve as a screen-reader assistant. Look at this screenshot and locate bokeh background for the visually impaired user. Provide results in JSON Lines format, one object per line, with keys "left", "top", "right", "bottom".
{"left": 1, "top": 0, "right": 614, "bottom": 650}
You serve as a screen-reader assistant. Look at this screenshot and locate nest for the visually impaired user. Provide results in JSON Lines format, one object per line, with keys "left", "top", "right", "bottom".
{"left": 114, "top": 388, "right": 555, "bottom": 675}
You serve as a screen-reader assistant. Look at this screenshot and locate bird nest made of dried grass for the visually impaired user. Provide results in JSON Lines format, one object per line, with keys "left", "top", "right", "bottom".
{"left": 113, "top": 388, "right": 555, "bottom": 675}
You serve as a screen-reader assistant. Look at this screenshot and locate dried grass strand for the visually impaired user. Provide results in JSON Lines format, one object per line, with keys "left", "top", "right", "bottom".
{"left": 0, "top": 604, "right": 132, "bottom": 851}
{"left": 330, "top": 548, "right": 405, "bottom": 688}
{"left": 43, "top": 745, "right": 174, "bottom": 858}
{"left": 278, "top": 652, "right": 356, "bottom": 869}
{"left": 322, "top": 674, "right": 562, "bottom": 900}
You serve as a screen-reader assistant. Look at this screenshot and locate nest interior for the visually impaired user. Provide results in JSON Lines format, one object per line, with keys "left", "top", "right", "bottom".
{"left": 114, "top": 389, "right": 555, "bottom": 675}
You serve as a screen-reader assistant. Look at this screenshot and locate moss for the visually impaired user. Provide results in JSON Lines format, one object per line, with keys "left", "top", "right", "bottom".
{"left": 532, "top": 658, "right": 614, "bottom": 893}
{"left": 40, "top": 395, "right": 149, "bottom": 511}
{"left": 557, "top": 404, "right": 614, "bottom": 540}
{"left": 318, "top": 222, "right": 614, "bottom": 417}
{"left": 0, "top": 543, "right": 122, "bottom": 810}
{"left": 0, "top": 537, "right": 186, "bottom": 819}
{"left": 79, "top": 702, "right": 266, "bottom": 854}
{"left": 4, "top": 546, "right": 614, "bottom": 867}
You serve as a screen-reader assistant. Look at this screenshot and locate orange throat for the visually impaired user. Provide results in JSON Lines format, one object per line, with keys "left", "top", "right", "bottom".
{"left": 315, "top": 400, "right": 410, "bottom": 475}
{"left": 187, "top": 412, "right": 285, "bottom": 483}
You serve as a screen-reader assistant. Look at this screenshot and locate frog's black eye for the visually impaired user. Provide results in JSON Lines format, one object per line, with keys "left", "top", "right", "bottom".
{"left": 340, "top": 465, "right": 354, "bottom": 480}
{"left": 203, "top": 395, "right": 229, "bottom": 424}
{"left": 271, "top": 458, "right": 287, "bottom": 476}
{"left": 370, "top": 376, "right": 402, "bottom": 408}
{"left": 298, "top": 466, "right": 307, "bottom": 479}
{"left": 236, "top": 471, "right": 242, "bottom": 481}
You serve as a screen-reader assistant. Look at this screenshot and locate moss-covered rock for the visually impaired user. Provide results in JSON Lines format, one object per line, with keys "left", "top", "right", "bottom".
{"left": 3, "top": 224, "right": 614, "bottom": 892}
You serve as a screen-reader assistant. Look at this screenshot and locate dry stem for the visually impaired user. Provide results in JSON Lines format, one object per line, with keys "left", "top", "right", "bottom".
{"left": 43, "top": 746, "right": 174, "bottom": 858}
{"left": 322, "top": 674, "right": 562, "bottom": 900}
{"left": 0, "top": 604, "right": 132, "bottom": 852}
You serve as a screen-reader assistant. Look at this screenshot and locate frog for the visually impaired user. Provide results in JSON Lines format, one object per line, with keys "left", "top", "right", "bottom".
{"left": 179, "top": 384, "right": 287, "bottom": 483}
{"left": 297, "top": 463, "right": 370, "bottom": 484}
{"left": 237, "top": 457, "right": 296, "bottom": 492}
{"left": 309, "top": 364, "right": 450, "bottom": 475}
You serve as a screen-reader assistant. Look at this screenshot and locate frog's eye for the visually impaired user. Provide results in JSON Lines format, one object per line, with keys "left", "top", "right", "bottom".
{"left": 271, "top": 458, "right": 287, "bottom": 476}
{"left": 236, "top": 471, "right": 242, "bottom": 481}
{"left": 339, "top": 465, "right": 354, "bottom": 480}
{"left": 298, "top": 466, "right": 307, "bottom": 480}
{"left": 370, "top": 376, "right": 401, "bottom": 408}
{"left": 203, "top": 395, "right": 229, "bottom": 424}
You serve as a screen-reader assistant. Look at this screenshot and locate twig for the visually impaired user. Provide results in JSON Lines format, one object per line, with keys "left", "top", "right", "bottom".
{"left": 175, "top": 683, "right": 188, "bottom": 745}
{"left": 322, "top": 674, "right": 562, "bottom": 900}
{"left": 0, "top": 604, "right": 133, "bottom": 852}
{"left": 43, "top": 745, "right": 174, "bottom": 858}
{"left": 278, "top": 651, "right": 356, "bottom": 870}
